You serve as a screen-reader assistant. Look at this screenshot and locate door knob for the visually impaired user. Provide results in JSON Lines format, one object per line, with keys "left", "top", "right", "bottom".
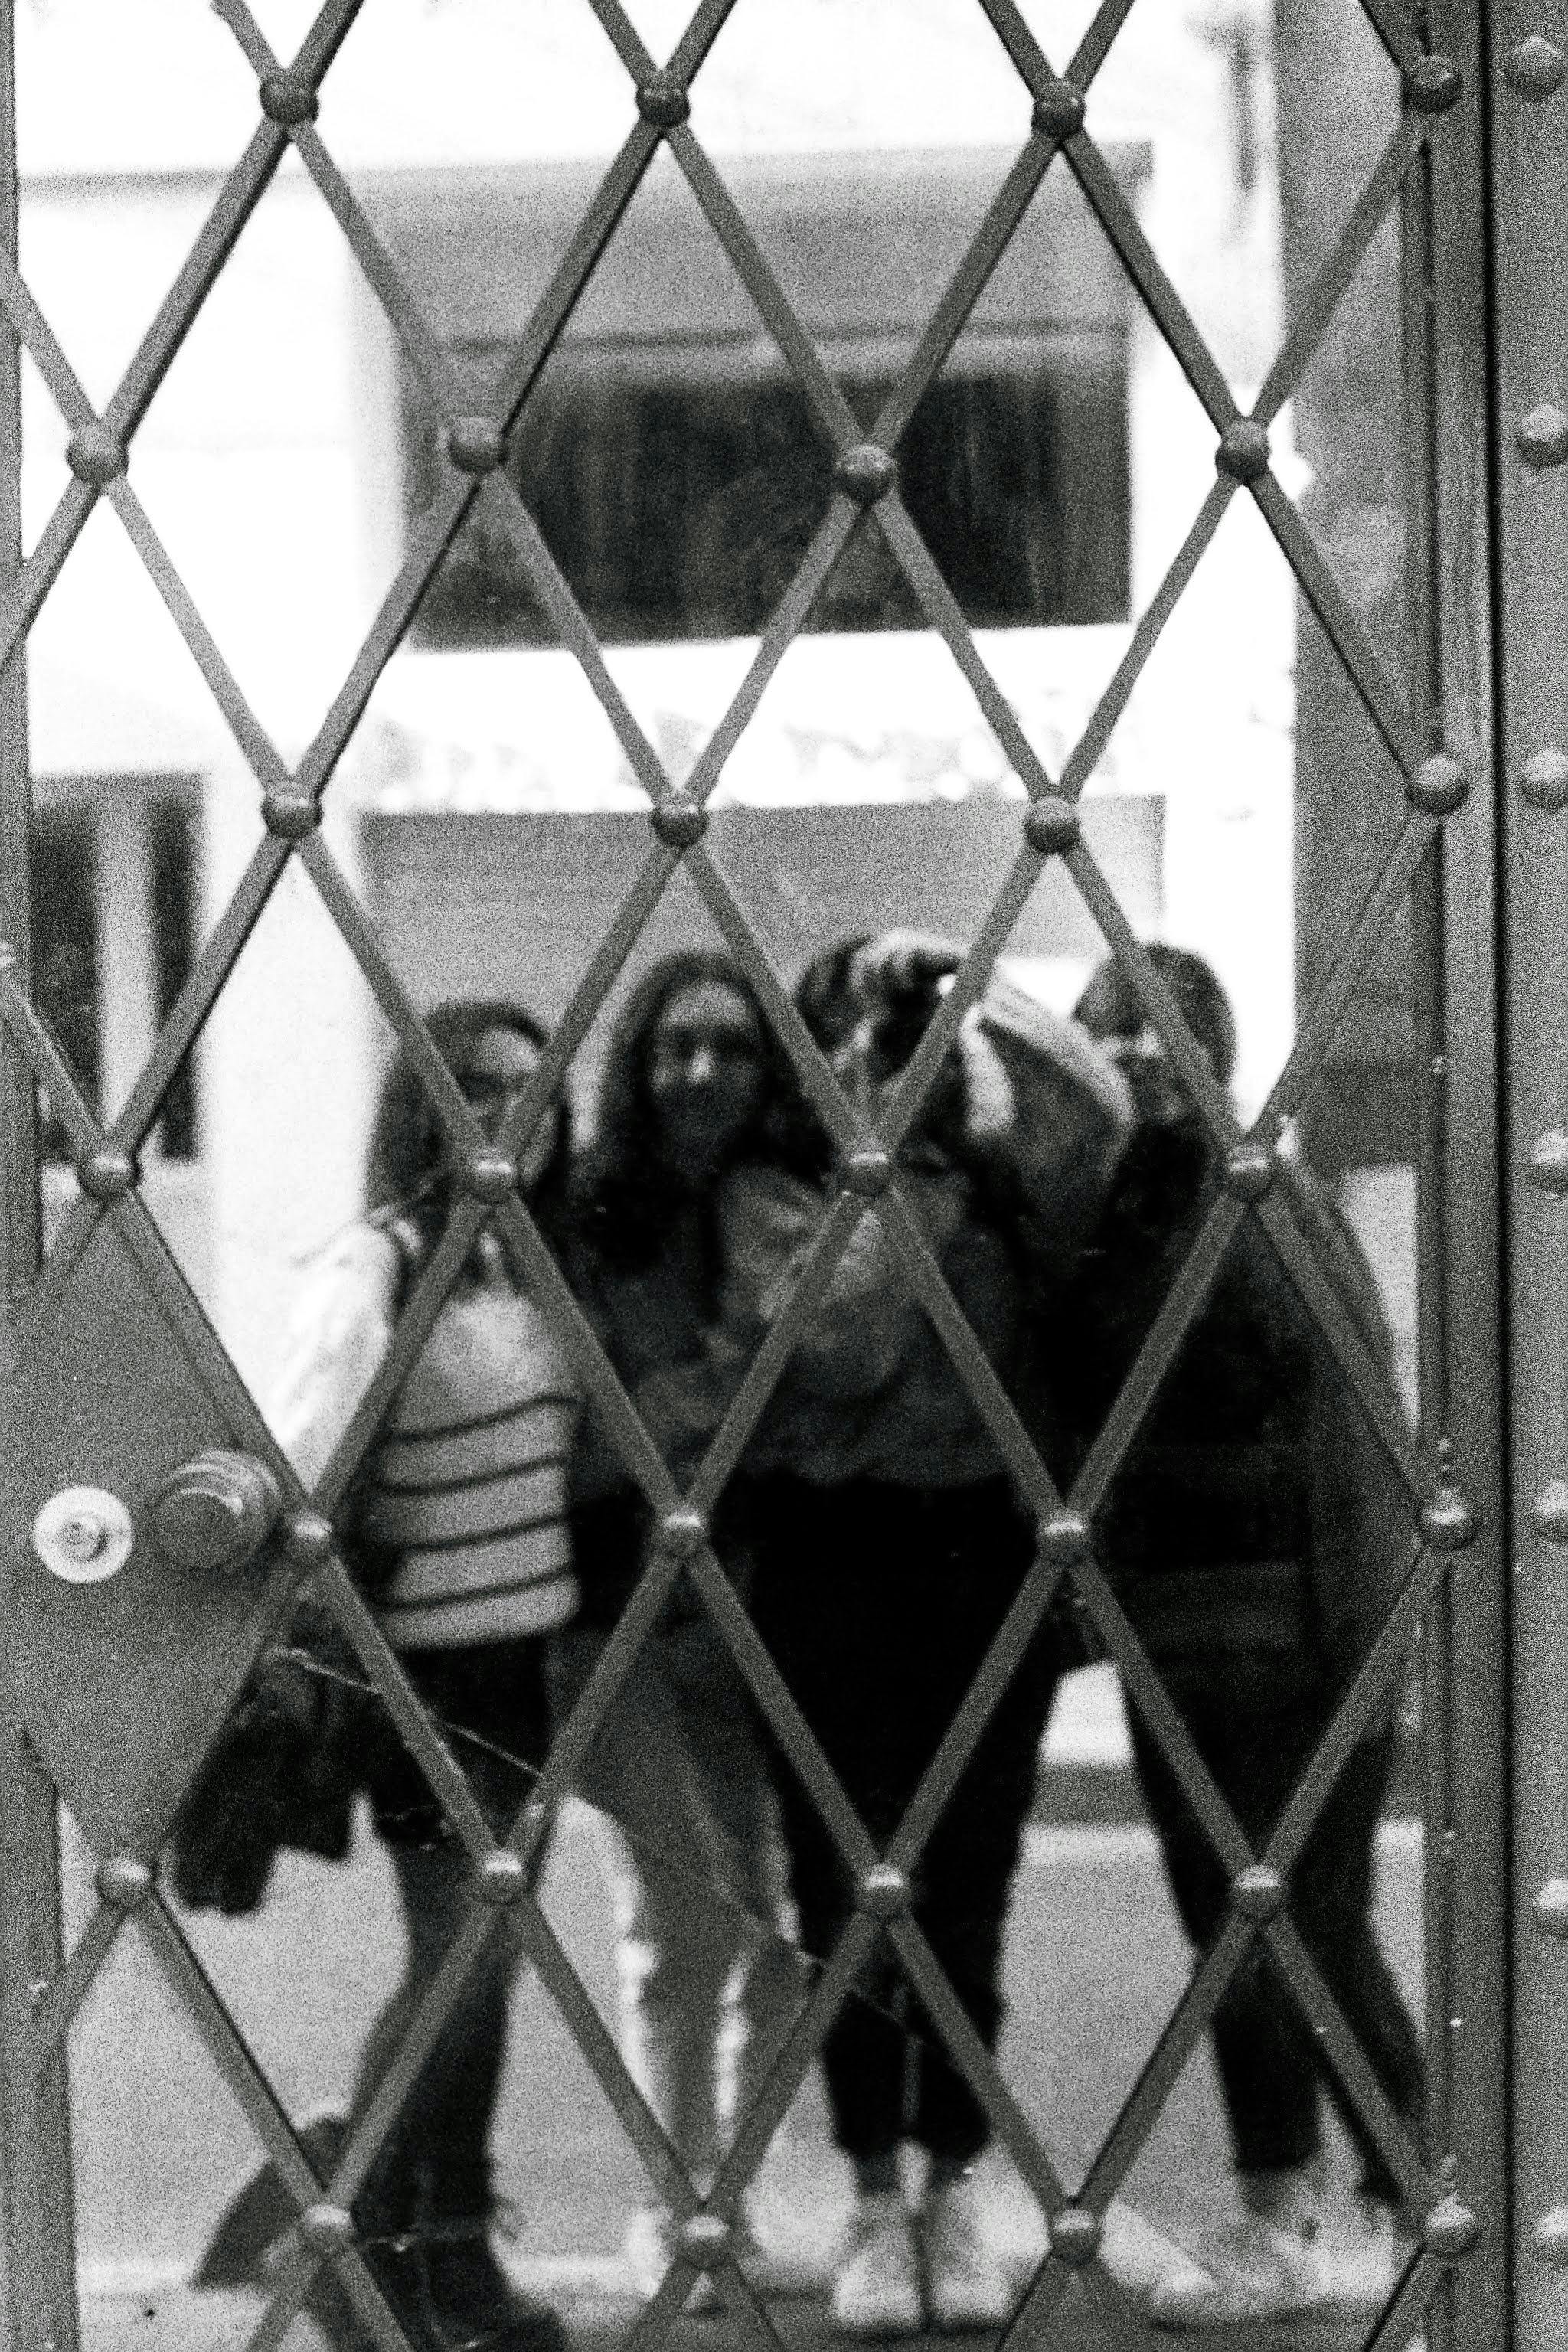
{"left": 148, "top": 1449, "right": 281, "bottom": 1573}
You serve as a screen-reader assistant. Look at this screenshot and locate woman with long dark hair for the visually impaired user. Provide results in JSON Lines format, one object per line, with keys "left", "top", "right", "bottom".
{"left": 175, "top": 998, "right": 576, "bottom": 2352}
{"left": 556, "top": 949, "right": 824, "bottom": 2305}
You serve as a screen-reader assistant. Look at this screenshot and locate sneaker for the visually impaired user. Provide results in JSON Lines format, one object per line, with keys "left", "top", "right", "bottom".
{"left": 1097, "top": 2199, "right": 1223, "bottom": 2311}
{"left": 920, "top": 2174, "right": 1017, "bottom": 2333}
{"left": 1311, "top": 2196, "right": 1406, "bottom": 2318}
{"left": 832, "top": 2191, "right": 924, "bottom": 2337}
{"left": 1145, "top": 2210, "right": 1328, "bottom": 2330}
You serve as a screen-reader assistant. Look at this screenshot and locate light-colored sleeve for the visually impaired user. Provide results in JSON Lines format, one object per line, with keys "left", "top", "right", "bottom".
{"left": 266, "top": 1225, "right": 401, "bottom": 1488}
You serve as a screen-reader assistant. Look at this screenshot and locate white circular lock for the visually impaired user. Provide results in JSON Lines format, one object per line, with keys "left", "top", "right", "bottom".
{"left": 32, "top": 1486, "right": 135, "bottom": 1585}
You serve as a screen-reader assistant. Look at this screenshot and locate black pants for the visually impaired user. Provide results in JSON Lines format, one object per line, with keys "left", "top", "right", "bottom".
{"left": 1127, "top": 1659, "right": 1423, "bottom": 2203}
{"left": 356, "top": 1638, "right": 553, "bottom": 2218}
{"left": 746, "top": 1475, "right": 1069, "bottom": 2167}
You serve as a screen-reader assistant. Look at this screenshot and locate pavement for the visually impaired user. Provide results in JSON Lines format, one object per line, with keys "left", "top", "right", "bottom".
{"left": 53, "top": 1669, "right": 1427, "bottom": 2350}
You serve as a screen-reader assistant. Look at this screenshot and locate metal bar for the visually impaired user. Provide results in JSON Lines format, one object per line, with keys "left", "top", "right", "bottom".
{"left": 1070, "top": 1189, "right": 1243, "bottom": 1519}
{"left": 1359, "top": 0, "right": 1423, "bottom": 77}
{"left": 514, "top": 1544, "right": 685, "bottom": 1833}
{"left": 1080, "top": 1914, "right": 1256, "bottom": 2208}
{"left": 665, "top": 130, "right": 861, "bottom": 451}
{"left": 1265, "top": 1540, "right": 1436, "bottom": 1874}
{"left": 1057, "top": 478, "right": 1233, "bottom": 801}
{"left": 1252, "top": 472, "right": 1421, "bottom": 776}
{"left": 1263, "top": 1914, "right": 1432, "bottom": 2215}
{"left": 1259, "top": 813, "right": 1439, "bottom": 1139}
{"left": 28, "top": 1897, "right": 122, "bottom": 2063}
{"left": 1254, "top": 1184, "right": 1433, "bottom": 1500}
{"left": 681, "top": 501, "right": 858, "bottom": 806}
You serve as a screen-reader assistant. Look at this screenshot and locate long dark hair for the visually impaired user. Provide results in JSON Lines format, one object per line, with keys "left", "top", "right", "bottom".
{"left": 365, "top": 997, "right": 570, "bottom": 1256}
{"left": 573, "top": 950, "right": 818, "bottom": 1282}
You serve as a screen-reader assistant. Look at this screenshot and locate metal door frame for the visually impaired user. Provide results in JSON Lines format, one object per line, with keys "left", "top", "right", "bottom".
{"left": 0, "top": 0, "right": 1547, "bottom": 2343}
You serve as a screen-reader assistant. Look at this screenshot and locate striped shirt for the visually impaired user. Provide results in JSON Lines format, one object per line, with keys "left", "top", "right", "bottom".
{"left": 268, "top": 1223, "right": 580, "bottom": 1650}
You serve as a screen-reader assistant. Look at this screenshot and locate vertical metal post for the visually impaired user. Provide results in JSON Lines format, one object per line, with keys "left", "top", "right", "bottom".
{"left": 1490, "top": 2, "right": 1568, "bottom": 2347}
{"left": 0, "top": 8, "right": 78, "bottom": 2349}
{"left": 1423, "top": 5, "right": 1511, "bottom": 2350}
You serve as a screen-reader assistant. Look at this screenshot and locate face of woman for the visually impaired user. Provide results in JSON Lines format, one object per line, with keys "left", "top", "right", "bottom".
{"left": 645, "top": 979, "right": 766, "bottom": 1174}
{"left": 1077, "top": 979, "right": 1200, "bottom": 1130}
{"left": 459, "top": 1025, "right": 556, "bottom": 1191}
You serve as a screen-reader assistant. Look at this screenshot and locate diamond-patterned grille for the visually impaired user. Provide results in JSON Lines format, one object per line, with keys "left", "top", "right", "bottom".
{"left": 0, "top": 3, "right": 1500, "bottom": 2349}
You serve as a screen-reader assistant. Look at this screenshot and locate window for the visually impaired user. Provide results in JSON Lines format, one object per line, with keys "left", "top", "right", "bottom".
{"left": 371, "top": 147, "right": 1143, "bottom": 652}
{"left": 404, "top": 339, "right": 1129, "bottom": 647}
{"left": 31, "top": 786, "right": 199, "bottom": 1161}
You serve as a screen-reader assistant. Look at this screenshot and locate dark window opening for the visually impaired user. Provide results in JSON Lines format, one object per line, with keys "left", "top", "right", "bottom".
{"left": 29, "top": 795, "right": 198, "bottom": 1165}
{"left": 31, "top": 807, "right": 97, "bottom": 1160}
{"left": 406, "top": 339, "right": 1130, "bottom": 648}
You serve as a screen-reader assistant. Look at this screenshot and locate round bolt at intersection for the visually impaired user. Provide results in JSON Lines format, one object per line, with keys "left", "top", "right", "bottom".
{"left": 476, "top": 1849, "right": 528, "bottom": 1906}
{"left": 1230, "top": 1863, "right": 1285, "bottom": 1922}
{"left": 1024, "top": 797, "right": 1080, "bottom": 858}
{"left": 1049, "top": 2205, "right": 1100, "bottom": 2267}
{"left": 659, "top": 1504, "right": 707, "bottom": 1558}
{"left": 860, "top": 1861, "right": 910, "bottom": 1920}
{"left": 446, "top": 416, "right": 507, "bottom": 476}
{"left": 1406, "top": 753, "right": 1468, "bottom": 817}
{"left": 95, "top": 1854, "right": 152, "bottom": 1910}
{"left": 285, "top": 1509, "right": 335, "bottom": 1568}
{"left": 1423, "top": 2194, "right": 1478, "bottom": 2259}
{"left": 1215, "top": 419, "right": 1270, "bottom": 484}
{"left": 262, "top": 788, "right": 320, "bottom": 840}
{"left": 1420, "top": 1488, "right": 1477, "bottom": 1552}
{"left": 1405, "top": 54, "right": 1462, "bottom": 113}
{"left": 465, "top": 1146, "right": 518, "bottom": 1204}
{"left": 260, "top": 73, "right": 318, "bottom": 126}
{"left": 298, "top": 2202, "right": 354, "bottom": 2258}
{"left": 651, "top": 793, "right": 707, "bottom": 849}
{"left": 636, "top": 73, "right": 691, "bottom": 129}
{"left": 844, "top": 1142, "right": 891, "bottom": 1197}
{"left": 66, "top": 422, "right": 126, "bottom": 487}
{"left": 836, "top": 443, "right": 897, "bottom": 505}
{"left": 1532, "top": 1877, "right": 1568, "bottom": 1939}
{"left": 678, "top": 2213, "right": 732, "bottom": 2269}
{"left": 1032, "top": 80, "right": 1086, "bottom": 139}
{"left": 1534, "top": 2205, "right": 1568, "bottom": 2265}
{"left": 1530, "top": 1131, "right": 1568, "bottom": 1193}
{"left": 1225, "top": 1140, "right": 1276, "bottom": 1201}
{"left": 77, "top": 1145, "right": 137, "bottom": 1200}
{"left": 1040, "top": 1510, "right": 1089, "bottom": 1567}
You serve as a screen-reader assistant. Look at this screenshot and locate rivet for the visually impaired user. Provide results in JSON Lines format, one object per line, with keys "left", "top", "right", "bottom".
{"left": 1534, "top": 1482, "right": 1568, "bottom": 1543}
{"left": 835, "top": 443, "right": 897, "bottom": 505}
{"left": 1215, "top": 418, "right": 1270, "bottom": 484}
{"left": 475, "top": 1849, "right": 527, "bottom": 1906}
{"left": 1024, "top": 797, "right": 1080, "bottom": 858}
{"left": 1049, "top": 2205, "right": 1101, "bottom": 2267}
{"left": 1230, "top": 1862, "right": 1285, "bottom": 1922}
{"left": 465, "top": 1147, "right": 517, "bottom": 1204}
{"left": 1032, "top": 79, "right": 1086, "bottom": 139}
{"left": 1508, "top": 35, "right": 1566, "bottom": 100}
{"left": 1225, "top": 1141, "right": 1276, "bottom": 1202}
{"left": 636, "top": 73, "right": 691, "bottom": 129}
{"left": 94, "top": 1854, "right": 152, "bottom": 1909}
{"left": 259, "top": 72, "right": 318, "bottom": 126}
{"left": 297, "top": 2202, "right": 354, "bottom": 2257}
{"left": 445, "top": 415, "right": 507, "bottom": 476}
{"left": 1534, "top": 2205, "right": 1568, "bottom": 2264}
{"left": 77, "top": 1146, "right": 136, "bottom": 1200}
{"left": 844, "top": 1142, "right": 891, "bottom": 1198}
{"left": 1517, "top": 403, "right": 1568, "bottom": 469}
{"left": 1530, "top": 1131, "right": 1568, "bottom": 1192}
{"left": 677, "top": 2213, "right": 732, "bottom": 2269}
{"left": 1532, "top": 1877, "right": 1568, "bottom": 1937}
{"left": 1406, "top": 54, "right": 1462, "bottom": 113}
{"left": 1040, "top": 1510, "right": 1089, "bottom": 1567}
{"left": 1406, "top": 753, "right": 1468, "bottom": 816}
{"left": 650, "top": 793, "right": 707, "bottom": 850}
{"left": 1523, "top": 750, "right": 1568, "bottom": 812}
{"left": 658, "top": 1504, "right": 707, "bottom": 1559}
{"left": 859, "top": 1861, "right": 910, "bottom": 1920}
{"left": 1421, "top": 1488, "right": 1478, "bottom": 1551}
{"left": 1424, "top": 2194, "right": 1479, "bottom": 2259}
{"left": 152, "top": 1451, "right": 280, "bottom": 1576}
{"left": 284, "top": 1509, "right": 335, "bottom": 1567}
{"left": 261, "top": 788, "right": 319, "bottom": 840}
{"left": 66, "top": 422, "right": 126, "bottom": 488}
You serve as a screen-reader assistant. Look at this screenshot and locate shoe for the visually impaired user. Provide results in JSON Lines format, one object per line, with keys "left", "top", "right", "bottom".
{"left": 1310, "top": 2196, "right": 1406, "bottom": 2318}
{"left": 358, "top": 2161, "right": 566, "bottom": 2352}
{"left": 831, "top": 2191, "right": 924, "bottom": 2337}
{"left": 1097, "top": 2198, "right": 1223, "bottom": 2311}
{"left": 920, "top": 2173, "right": 1017, "bottom": 2332}
{"left": 1145, "top": 2210, "right": 1328, "bottom": 2329}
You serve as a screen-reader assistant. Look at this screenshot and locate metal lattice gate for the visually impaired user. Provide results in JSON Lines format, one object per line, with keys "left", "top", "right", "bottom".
{"left": 0, "top": 1, "right": 1560, "bottom": 2346}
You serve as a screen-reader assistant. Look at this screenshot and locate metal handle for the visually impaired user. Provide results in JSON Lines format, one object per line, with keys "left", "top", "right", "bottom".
{"left": 147, "top": 1449, "right": 281, "bottom": 1574}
